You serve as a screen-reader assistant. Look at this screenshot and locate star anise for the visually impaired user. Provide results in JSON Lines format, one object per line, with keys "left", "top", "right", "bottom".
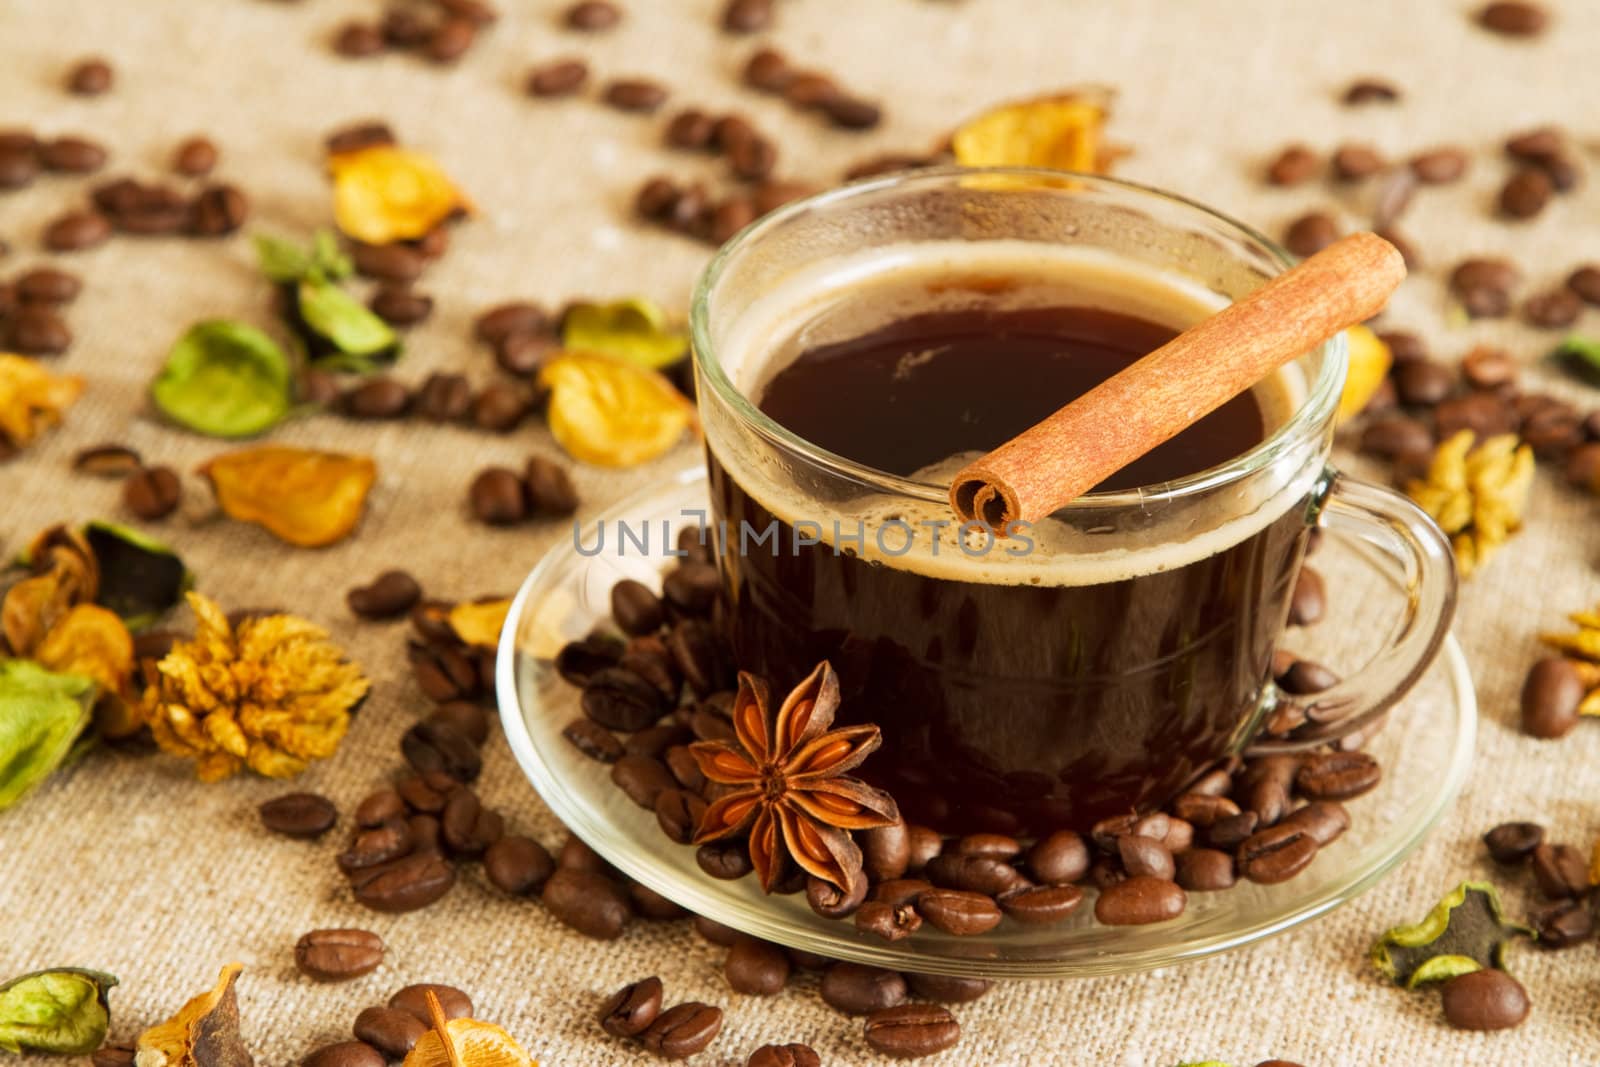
{"left": 689, "top": 661, "right": 899, "bottom": 894}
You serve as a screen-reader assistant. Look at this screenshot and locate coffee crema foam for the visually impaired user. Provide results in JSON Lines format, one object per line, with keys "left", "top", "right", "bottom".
{"left": 711, "top": 241, "right": 1324, "bottom": 587}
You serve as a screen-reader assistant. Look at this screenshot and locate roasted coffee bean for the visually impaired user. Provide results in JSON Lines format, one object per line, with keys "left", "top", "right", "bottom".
{"left": 1442, "top": 969, "right": 1529, "bottom": 1031}
{"left": 1410, "top": 146, "right": 1469, "bottom": 184}
{"left": 298, "top": 368, "right": 340, "bottom": 407}
{"left": 690, "top": 915, "right": 738, "bottom": 947}
{"left": 743, "top": 47, "right": 792, "bottom": 91}
{"left": 1175, "top": 848, "right": 1236, "bottom": 892}
{"left": 822, "top": 95, "right": 882, "bottom": 130}
{"left": 636, "top": 176, "right": 682, "bottom": 219}
{"left": 302, "top": 1040, "right": 386, "bottom": 1067}
{"left": 352, "top": 850, "right": 457, "bottom": 912}
{"left": 469, "top": 467, "right": 528, "bottom": 525}
{"left": 663, "top": 562, "right": 720, "bottom": 616}
{"left": 583, "top": 667, "right": 666, "bottom": 731}
{"left": 1532, "top": 843, "right": 1589, "bottom": 899}
{"left": 1283, "top": 212, "right": 1339, "bottom": 257}
{"left": 493, "top": 331, "right": 555, "bottom": 378}
{"left": 390, "top": 984, "right": 472, "bottom": 1025}
{"left": 441, "top": 790, "right": 502, "bottom": 855}
{"left": 604, "top": 78, "right": 667, "bottom": 113}
{"left": 353, "top": 1007, "right": 428, "bottom": 1057}
{"left": 952, "top": 833, "right": 1021, "bottom": 860}
{"left": 438, "top": 0, "right": 499, "bottom": 24}
{"left": 402, "top": 718, "right": 482, "bottom": 781}
{"left": 344, "top": 377, "right": 411, "bottom": 419}
{"left": 44, "top": 210, "right": 113, "bottom": 252}
{"left": 396, "top": 773, "right": 451, "bottom": 814}
{"left": 747, "top": 1045, "right": 820, "bottom": 1067}
{"left": 471, "top": 383, "right": 529, "bottom": 432}
{"left": 804, "top": 870, "right": 868, "bottom": 919}
{"left": 652, "top": 787, "right": 705, "bottom": 844}
{"left": 820, "top": 963, "right": 906, "bottom": 1015}
{"left": 782, "top": 71, "right": 839, "bottom": 109}
{"left": 629, "top": 886, "right": 683, "bottom": 923}
{"left": 858, "top": 820, "right": 911, "bottom": 882}
{"left": 429, "top": 701, "right": 488, "bottom": 746}
{"left": 16, "top": 267, "right": 82, "bottom": 305}
{"left": 1505, "top": 125, "right": 1562, "bottom": 162}
{"left": 333, "top": 21, "right": 387, "bottom": 57}
{"left": 555, "top": 634, "right": 623, "bottom": 688}
{"left": 260, "top": 792, "right": 337, "bottom": 838}
{"left": 639, "top": 1002, "right": 722, "bottom": 1059}
{"left": 996, "top": 883, "right": 1083, "bottom": 925}
{"left": 609, "top": 580, "right": 667, "bottom": 640}
{"left": 1027, "top": 829, "right": 1090, "bottom": 884}
{"left": 1566, "top": 442, "right": 1600, "bottom": 491}
{"left": 722, "top": 0, "right": 773, "bottom": 32}
{"left": 663, "top": 745, "right": 704, "bottom": 791}
{"left": 425, "top": 17, "right": 477, "bottom": 62}
{"left": 380, "top": 5, "right": 435, "bottom": 46}
{"left": 1295, "top": 751, "right": 1381, "bottom": 800}
{"left": 1569, "top": 266, "right": 1600, "bottom": 305}
{"left": 1457, "top": 346, "right": 1517, "bottom": 392}
{"left": 338, "top": 819, "right": 415, "bottom": 872}
{"left": 666, "top": 618, "right": 728, "bottom": 696}
{"left": 1500, "top": 168, "right": 1552, "bottom": 219}
{"left": 1484, "top": 821, "right": 1544, "bottom": 865}
{"left": 352, "top": 242, "right": 425, "bottom": 282}
{"left": 566, "top": 0, "right": 621, "bottom": 30}
{"left": 521, "top": 456, "right": 578, "bottom": 517}
{"left": 67, "top": 57, "right": 114, "bottom": 95}
{"left": 295, "top": 928, "right": 384, "bottom": 981}
{"left": 0, "top": 144, "right": 38, "bottom": 190}
{"left": 187, "top": 184, "right": 248, "bottom": 236}
{"left": 1265, "top": 145, "right": 1318, "bottom": 186}
{"left": 924, "top": 852, "right": 1028, "bottom": 896}
{"left": 354, "top": 789, "right": 407, "bottom": 829}
{"left": 558, "top": 833, "right": 611, "bottom": 874}
{"left": 725, "top": 934, "right": 791, "bottom": 995}
{"left": 1452, "top": 256, "right": 1520, "bottom": 296}
{"left": 1117, "top": 835, "right": 1176, "bottom": 881}
{"left": 410, "top": 372, "right": 469, "bottom": 422}
{"left": 542, "top": 867, "right": 632, "bottom": 939}
{"left": 599, "top": 976, "right": 662, "bottom": 1037}
{"left": 483, "top": 834, "right": 556, "bottom": 896}
{"left": 347, "top": 570, "right": 422, "bottom": 619}
{"left": 689, "top": 843, "right": 749, "bottom": 884}
{"left": 855, "top": 900, "right": 922, "bottom": 941}
{"left": 1360, "top": 414, "right": 1432, "bottom": 459}
{"left": 1436, "top": 389, "right": 1517, "bottom": 438}
{"left": 1533, "top": 899, "right": 1593, "bottom": 948}
{"left": 1208, "top": 811, "right": 1258, "bottom": 849}
{"left": 74, "top": 444, "right": 143, "bottom": 478}
{"left": 1524, "top": 287, "right": 1582, "bottom": 329}
{"left": 869, "top": 880, "right": 931, "bottom": 910}
{"left": 409, "top": 641, "right": 479, "bottom": 703}
{"left": 1343, "top": 77, "right": 1400, "bottom": 104}
{"left": 1477, "top": 0, "right": 1546, "bottom": 36}
{"left": 124, "top": 466, "right": 181, "bottom": 520}
{"left": 664, "top": 108, "right": 717, "bottom": 150}
{"left": 709, "top": 196, "right": 757, "bottom": 244}
{"left": 622, "top": 718, "right": 686, "bottom": 758}
{"left": 1330, "top": 143, "right": 1384, "bottom": 181}
{"left": 40, "top": 136, "right": 107, "bottom": 174}
{"left": 915, "top": 888, "right": 1003, "bottom": 936}
{"left": 862, "top": 1003, "right": 960, "bottom": 1059}
{"left": 1395, "top": 359, "right": 1456, "bottom": 407}
{"left": 475, "top": 301, "right": 547, "bottom": 343}
{"left": 1171, "top": 792, "right": 1241, "bottom": 827}
{"left": 1095, "top": 875, "right": 1186, "bottom": 925}
{"left": 527, "top": 57, "right": 588, "bottom": 96}
{"left": 1521, "top": 657, "right": 1583, "bottom": 738}
{"left": 1279, "top": 801, "right": 1350, "bottom": 845}
{"left": 1237, "top": 824, "right": 1318, "bottom": 884}
{"left": 611, "top": 753, "right": 675, "bottom": 809}
{"left": 370, "top": 285, "right": 433, "bottom": 327}
{"left": 1287, "top": 567, "right": 1324, "bottom": 627}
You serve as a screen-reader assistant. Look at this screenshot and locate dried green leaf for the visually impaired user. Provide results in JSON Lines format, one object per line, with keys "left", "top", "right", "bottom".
{"left": 561, "top": 298, "right": 688, "bottom": 371}
{"left": 253, "top": 234, "right": 311, "bottom": 284}
{"left": 1369, "top": 882, "right": 1531, "bottom": 988}
{"left": 84, "top": 522, "right": 193, "bottom": 632}
{"left": 0, "top": 659, "right": 96, "bottom": 810}
{"left": 151, "top": 321, "right": 293, "bottom": 438}
{"left": 295, "top": 280, "right": 399, "bottom": 373}
{"left": 0, "top": 968, "right": 118, "bottom": 1054}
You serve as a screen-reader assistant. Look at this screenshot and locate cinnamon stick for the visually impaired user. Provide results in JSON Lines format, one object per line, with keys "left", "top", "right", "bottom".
{"left": 948, "top": 231, "right": 1406, "bottom": 527}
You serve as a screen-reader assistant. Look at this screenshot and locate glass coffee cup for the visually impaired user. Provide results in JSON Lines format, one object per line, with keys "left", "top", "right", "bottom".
{"left": 690, "top": 168, "right": 1457, "bottom": 837}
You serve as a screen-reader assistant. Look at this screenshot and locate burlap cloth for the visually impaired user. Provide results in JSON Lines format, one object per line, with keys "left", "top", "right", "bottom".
{"left": 3, "top": 0, "right": 1598, "bottom": 1063}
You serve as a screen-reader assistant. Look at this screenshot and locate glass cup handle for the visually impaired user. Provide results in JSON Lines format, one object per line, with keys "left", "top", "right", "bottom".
{"left": 1247, "top": 471, "right": 1459, "bottom": 755}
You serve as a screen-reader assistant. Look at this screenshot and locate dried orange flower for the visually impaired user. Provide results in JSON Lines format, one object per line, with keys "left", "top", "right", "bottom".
{"left": 200, "top": 445, "right": 377, "bottom": 547}
{"left": 1, "top": 526, "right": 99, "bottom": 658}
{"left": 538, "top": 353, "right": 694, "bottom": 467}
{"left": 447, "top": 598, "right": 513, "bottom": 650}
{"left": 139, "top": 592, "right": 368, "bottom": 782}
{"left": 951, "top": 87, "right": 1116, "bottom": 172}
{"left": 0, "top": 355, "right": 83, "bottom": 454}
{"left": 135, "top": 963, "right": 251, "bottom": 1067}
{"left": 331, "top": 145, "right": 471, "bottom": 245}
{"left": 1337, "top": 324, "right": 1392, "bottom": 423}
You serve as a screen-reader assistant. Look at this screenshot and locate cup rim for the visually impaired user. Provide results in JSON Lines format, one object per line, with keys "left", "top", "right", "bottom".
{"left": 689, "top": 166, "right": 1346, "bottom": 513}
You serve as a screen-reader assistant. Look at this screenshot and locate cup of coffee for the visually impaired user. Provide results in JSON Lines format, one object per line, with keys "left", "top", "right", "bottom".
{"left": 690, "top": 169, "right": 1456, "bottom": 837}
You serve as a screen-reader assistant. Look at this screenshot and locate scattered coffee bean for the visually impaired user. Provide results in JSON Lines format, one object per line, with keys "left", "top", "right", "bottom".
{"left": 351, "top": 242, "right": 425, "bottom": 282}
{"left": 583, "top": 667, "right": 666, "bottom": 731}
{"left": 1409, "top": 146, "right": 1469, "bottom": 184}
{"left": 1174, "top": 848, "right": 1236, "bottom": 892}
{"left": 1441, "top": 969, "right": 1529, "bottom": 1031}
{"left": 1026, "top": 829, "right": 1089, "bottom": 884}
{"left": 1288, "top": 566, "right": 1325, "bottom": 626}
{"left": 424, "top": 18, "right": 478, "bottom": 63}
{"left": 260, "top": 792, "right": 337, "bottom": 838}
{"left": 354, "top": 789, "right": 406, "bottom": 829}
{"left": 1567, "top": 265, "right": 1600, "bottom": 305}
{"left": 610, "top": 579, "right": 665, "bottom": 636}
{"left": 527, "top": 57, "right": 589, "bottom": 97}
{"left": 440, "top": 789, "right": 503, "bottom": 855}
{"left": 1524, "top": 287, "right": 1582, "bottom": 329}
{"left": 997, "top": 884, "right": 1084, "bottom": 924}
{"left": 862, "top": 1004, "right": 960, "bottom": 1059}
{"left": 563, "top": 718, "right": 625, "bottom": 762}
{"left": 722, "top": 0, "right": 773, "bottom": 33}
{"left": 525, "top": 455, "right": 579, "bottom": 515}
{"left": 1265, "top": 145, "right": 1318, "bottom": 186}
{"left": 1237, "top": 824, "right": 1318, "bottom": 884}
{"left": 725, "top": 935, "right": 791, "bottom": 995}
{"left": 820, "top": 963, "right": 906, "bottom": 1015}
{"left": 66, "top": 57, "right": 114, "bottom": 96}
{"left": 904, "top": 973, "right": 990, "bottom": 1004}
{"left": 44, "top": 210, "right": 112, "bottom": 252}
{"left": 599, "top": 975, "right": 662, "bottom": 1037}
{"left": 347, "top": 570, "right": 422, "bottom": 619}
{"left": 653, "top": 788, "right": 706, "bottom": 845}
{"left": 566, "top": 0, "right": 622, "bottom": 31}
{"left": 542, "top": 867, "right": 632, "bottom": 939}
{"left": 40, "top": 136, "right": 108, "bottom": 174}
{"left": 294, "top": 928, "right": 384, "bottom": 981}
{"left": 1521, "top": 657, "right": 1583, "bottom": 739}
{"left": 389, "top": 984, "right": 473, "bottom": 1025}
{"left": 1395, "top": 359, "right": 1456, "bottom": 407}
{"left": 603, "top": 78, "right": 667, "bottom": 113}
{"left": 1477, "top": 1, "right": 1547, "bottom": 37}
{"left": 640, "top": 1001, "right": 723, "bottom": 1059}
{"left": 408, "top": 372, "right": 468, "bottom": 422}
{"left": 1484, "top": 821, "right": 1544, "bottom": 865}
{"left": 1118, "top": 834, "right": 1176, "bottom": 881}
{"left": 475, "top": 301, "right": 547, "bottom": 344}
{"left": 73, "top": 443, "right": 141, "bottom": 478}
{"left": 746, "top": 1045, "right": 819, "bottom": 1067}
{"left": 1460, "top": 346, "right": 1518, "bottom": 391}
{"left": 353, "top": 1006, "right": 429, "bottom": 1058}
{"left": 612, "top": 753, "right": 675, "bottom": 809}
{"left": 302, "top": 1040, "right": 386, "bottom": 1067}
{"left": 1500, "top": 168, "right": 1553, "bottom": 219}
{"left": 1279, "top": 801, "right": 1350, "bottom": 845}
{"left": 430, "top": 701, "right": 488, "bottom": 746}
{"left": 1532, "top": 899, "right": 1593, "bottom": 948}
{"left": 915, "top": 888, "right": 1003, "bottom": 936}
{"left": 1283, "top": 212, "right": 1339, "bottom": 257}
{"left": 805, "top": 871, "right": 868, "bottom": 919}
{"left": 469, "top": 467, "right": 528, "bottom": 525}
{"left": 854, "top": 900, "right": 922, "bottom": 941}
{"left": 173, "top": 136, "right": 219, "bottom": 177}
{"left": 123, "top": 465, "right": 181, "bottom": 520}
{"left": 370, "top": 285, "right": 433, "bottom": 327}
{"left": 1094, "top": 875, "right": 1186, "bottom": 925}
{"left": 1342, "top": 78, "right": 1400, "bottom": 104}
{"left": 822, "top": 95, "right": 882, "bottom": 131}
{"left": 1331, "top": 143, "right": 1384, "bottom": 181}
{"left": 471, "top": 383, "right": 529, "bottom": 432}
{"left": 333, "top": 21, "right": 387, "bottom": 57}
{"left": 16, "top": 267, "right": 80, "bottom": 305}
{"left": 343, "top": 377, "right": 411, "bottom": 419}
{"left": 1531, "top": 842, "right": 1589, "bottom": 899}
{"left": 1295, "top": 751, "right": 1381, "bottom": 800}
{"left": 339, "top": 820, "right": 416, "bottom": 872}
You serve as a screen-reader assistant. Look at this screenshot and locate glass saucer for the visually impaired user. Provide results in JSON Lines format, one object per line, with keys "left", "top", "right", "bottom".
{"left": 495, "top": 465, "right": 1477, "bottom": 979}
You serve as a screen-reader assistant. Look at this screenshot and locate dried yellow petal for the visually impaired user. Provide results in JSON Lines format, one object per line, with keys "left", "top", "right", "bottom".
{"left": 2, "top": 527, "right": 98, "bottom": 658}
{"left": 135, "top": 963, "right": 252, "bottom": 1067}
{"left": 33, "top": 603, "right": 133, "bottom": 699}
{"left": 1406, "top": 431, "right": 1532, "bottom": 577}
{"left": 403, "top": 1018, "right": 535, "bottom": 1067}
{"left": 201, "top": 446, "right": 376, "bottom": 547}
{"left": 952, "top": 88, "right": 1114, "bottom": 172}
{"left": 0, "top": 355, "right": 83, "bottom": 451}
{"left": 1337, "top": 324, "right": 1392, "bottom": 423}
{"left": 538, "top": 353, "right": 694, "bottom": 467}
{"left": 331, "top": 145, "right": 471, "bottom": 245}
{"left": 562, "top": 298, "right": 688, "bottom": 370}
{"left": 448, "top": 598, "right": 513, "bottom": 650}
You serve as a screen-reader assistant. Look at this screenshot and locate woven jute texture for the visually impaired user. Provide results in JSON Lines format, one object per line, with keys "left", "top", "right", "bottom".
{"left": 3, "top": 0, "right": 1598, "bottom": 1064}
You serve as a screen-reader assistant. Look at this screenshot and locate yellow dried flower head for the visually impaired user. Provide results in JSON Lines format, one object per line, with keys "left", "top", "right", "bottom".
{"left": 1406, "top": 430, "right": 1533, "bottom": 577}
{"left": 331, "top": 145, "right": 471, "bottom": 245}
{"left": 139, "top": 592, "right": 368, "bottom": 782}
